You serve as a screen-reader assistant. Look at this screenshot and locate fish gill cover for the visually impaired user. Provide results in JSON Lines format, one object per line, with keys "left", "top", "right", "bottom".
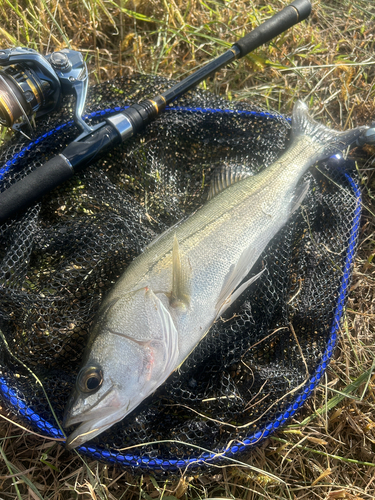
{"left": 0, "top": 75, "right": 361, "bottom": 472}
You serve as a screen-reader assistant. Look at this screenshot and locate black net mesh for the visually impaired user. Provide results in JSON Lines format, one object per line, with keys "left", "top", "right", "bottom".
{"left": 0, "top": 75, "right": 361, "bottom": 472}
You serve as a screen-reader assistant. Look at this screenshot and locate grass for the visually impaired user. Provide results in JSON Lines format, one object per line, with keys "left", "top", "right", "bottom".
{"left": 0, "top": 0, "right": 375, "bottom": 498}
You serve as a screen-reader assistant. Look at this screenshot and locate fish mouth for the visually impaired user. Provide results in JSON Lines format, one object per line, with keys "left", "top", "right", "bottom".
{"left": 64, "top": 386, "right": 126, "bottom": 449}
{"left": 64, "top": 407, "right": 126, "bottom": 450}
{"left": 63, "top": 384, "right": 117, "bottom": 426}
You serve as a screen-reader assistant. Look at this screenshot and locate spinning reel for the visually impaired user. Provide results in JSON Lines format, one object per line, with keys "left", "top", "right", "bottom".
{"left": 0, "top": 47, "right": 92, "bottom": 137}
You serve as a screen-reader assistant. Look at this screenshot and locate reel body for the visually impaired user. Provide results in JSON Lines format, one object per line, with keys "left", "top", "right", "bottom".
{"left": 0, "top": 47, "right": 88, "bottom": 134}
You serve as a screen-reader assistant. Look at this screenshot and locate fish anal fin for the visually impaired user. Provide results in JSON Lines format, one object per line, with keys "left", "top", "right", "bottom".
{"left": 207, "top": 164, "right": 252, "bottom": 201}
{"left": 170, "top": 234, "right": 191, "bottom": 310}
{"left": 290, "top": 180, "right": 310, "bottom": 215}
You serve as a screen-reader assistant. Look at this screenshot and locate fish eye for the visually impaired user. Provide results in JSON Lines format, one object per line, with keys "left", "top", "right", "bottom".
{"left": 77, "top": 366, "right": 103, "bottom": 394}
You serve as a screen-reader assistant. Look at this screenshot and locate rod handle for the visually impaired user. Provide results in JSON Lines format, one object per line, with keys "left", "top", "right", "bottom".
{"left": 234, "top": 0, "right": 312, "bottom": 58}
{"left": 0, "top": 155, "right": 73, "bottom": 223}
{"left": 0, "top": 123, "right": 120, "bottom": 223}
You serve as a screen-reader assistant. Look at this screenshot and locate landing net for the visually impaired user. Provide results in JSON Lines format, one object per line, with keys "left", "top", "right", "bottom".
{"left": 0, "top": 75, "right": 360, "bottom": 472}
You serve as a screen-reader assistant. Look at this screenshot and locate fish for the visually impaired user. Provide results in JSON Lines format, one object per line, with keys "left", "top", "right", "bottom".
{"left": 63, "top": 101, "right": 367, "bottom": 449}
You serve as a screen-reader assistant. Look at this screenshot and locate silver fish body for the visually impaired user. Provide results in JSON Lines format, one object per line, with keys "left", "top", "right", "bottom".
{"left": 64, "top": 101, "right": 366, "bottom": 448}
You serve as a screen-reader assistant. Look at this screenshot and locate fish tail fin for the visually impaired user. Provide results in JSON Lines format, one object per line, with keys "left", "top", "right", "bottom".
{"left": 292, "top": 100, "right": 366, "bottom": 157}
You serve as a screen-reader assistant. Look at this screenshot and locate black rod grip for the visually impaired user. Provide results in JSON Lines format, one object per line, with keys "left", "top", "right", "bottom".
{"left": 0, "top": 155, "right": 73, "bottom": 223}
{"left": 0, "top": 123, "right": 120, "bottom": 223}
{"left": 234, "top": 0, "right": 312, "bottom": 58}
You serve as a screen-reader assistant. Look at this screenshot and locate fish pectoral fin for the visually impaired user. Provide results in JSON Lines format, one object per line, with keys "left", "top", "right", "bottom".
{"left": 207, "top": 164, "right": 252, "bottom": 201}
{"left": 215, "top": 245, "right": 263, "bottom": 317}
{"left": 216, "top": 268, "right": 265, "bottom": 318}
{"left": 145, "top": 289, "right": 180, "bottom": 378}
{"left": 170, "top": 234, "right": 191, "bottom": 310}
{"left": 290, "top": 180, "right": 310, "bottom": 215}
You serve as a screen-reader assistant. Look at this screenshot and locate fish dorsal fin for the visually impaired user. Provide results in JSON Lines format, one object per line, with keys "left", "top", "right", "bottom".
{"left": 207, "top": 164, "right": 252, "bottom": 201}
{"left": 170, "top": 234, "right": 191, "bottom": 310}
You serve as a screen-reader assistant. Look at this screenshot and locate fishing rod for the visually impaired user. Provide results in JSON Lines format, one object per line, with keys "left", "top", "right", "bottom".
{"left": 0, "top": 0, "right": 312, "bottom": 224}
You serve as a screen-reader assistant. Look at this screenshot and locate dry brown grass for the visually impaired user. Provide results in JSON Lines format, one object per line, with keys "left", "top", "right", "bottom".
{"left": 0, "top": 0, "right": 375, "bottom": 498}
